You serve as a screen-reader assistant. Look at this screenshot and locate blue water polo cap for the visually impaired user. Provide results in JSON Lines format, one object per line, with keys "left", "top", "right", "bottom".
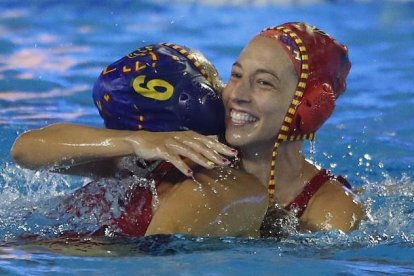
{"left": 92, "top": 43, "right": 225, "bottom": 135}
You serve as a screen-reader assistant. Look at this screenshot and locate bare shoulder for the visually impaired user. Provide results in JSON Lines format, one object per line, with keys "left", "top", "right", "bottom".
{"left": 301, "top": 178, "right": 364, "bottom": 232}
{"left": 161, "top": 166, "right": 268, "bottom": 217}
{"left": 195, "top": 166, "right": 267, "bottom": 197}
{"left": 146, "top": 166, "right": 268, "bottom": 237}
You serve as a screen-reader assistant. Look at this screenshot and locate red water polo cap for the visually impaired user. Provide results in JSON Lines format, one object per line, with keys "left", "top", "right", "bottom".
{"left": 259, "top": 22, "right": 351, "bottom": 139}
{"left": 259, "top": 22, "right": 351, "bottom": 200}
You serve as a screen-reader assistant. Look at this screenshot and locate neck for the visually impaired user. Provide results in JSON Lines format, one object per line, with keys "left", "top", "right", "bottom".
{"left": 240, "top": 140, "right": 309, "bottom": 206}
{"left": 239, "top": 141, "right": 274, "bottom": 186}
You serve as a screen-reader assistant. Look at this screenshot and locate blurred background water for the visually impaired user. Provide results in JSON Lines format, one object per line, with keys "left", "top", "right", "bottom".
{"left": 0, "top": 0, "right": 413, "bottom": 274}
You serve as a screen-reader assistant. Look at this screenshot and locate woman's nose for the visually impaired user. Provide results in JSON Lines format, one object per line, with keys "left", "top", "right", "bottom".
{"left": 226, "top": 79, "right": 251, "bottom": 103}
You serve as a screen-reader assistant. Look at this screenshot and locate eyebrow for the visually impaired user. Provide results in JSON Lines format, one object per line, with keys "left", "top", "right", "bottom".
{"left": 232, "top": 61, "right": 242, "bottom": 68}
{"left": 232, "top": 62, "right": 280, "bottom": 81}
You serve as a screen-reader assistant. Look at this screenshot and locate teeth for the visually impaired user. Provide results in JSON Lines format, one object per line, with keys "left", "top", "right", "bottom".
{"left": 230, "top": 110, "right": 258, "bottom": 124}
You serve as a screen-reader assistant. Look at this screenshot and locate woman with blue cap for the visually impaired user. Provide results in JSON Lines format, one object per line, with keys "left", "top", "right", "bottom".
{"left": 11, "top": 43, "right": 268, "bottom": 237}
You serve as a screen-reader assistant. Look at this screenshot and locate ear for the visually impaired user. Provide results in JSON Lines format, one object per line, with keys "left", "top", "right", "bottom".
{"left": 293, "top": 83, "right": 335, "bottom": 134}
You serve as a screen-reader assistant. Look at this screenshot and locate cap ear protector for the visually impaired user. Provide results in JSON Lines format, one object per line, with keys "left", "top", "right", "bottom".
{"left": 292, "top": 82, "right": 335, "bottom": 134}
{"left": 258, "top": 22, "right": 351, "bottom": 200}
{"left": 93, "top": 43, "right": 225, "bottom": 135}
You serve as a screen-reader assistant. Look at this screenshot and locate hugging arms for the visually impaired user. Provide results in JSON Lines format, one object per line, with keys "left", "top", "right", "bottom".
{"left": 12, "top": 23, "right": 364, "bottom": 237}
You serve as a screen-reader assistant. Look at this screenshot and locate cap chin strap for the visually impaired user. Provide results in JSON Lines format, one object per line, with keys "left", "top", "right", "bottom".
{"left": 267, "top": 26, "right": 310, "bottom": 202}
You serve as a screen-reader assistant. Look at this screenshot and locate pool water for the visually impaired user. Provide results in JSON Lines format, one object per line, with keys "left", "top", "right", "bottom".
{"left": 1, "top": 0, "right": 414, "bottom": 274}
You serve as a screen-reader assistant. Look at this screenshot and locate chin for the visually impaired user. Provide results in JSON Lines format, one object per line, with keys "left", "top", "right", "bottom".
{"left": 225, "top": 129, "right": 251, "bottom": 147}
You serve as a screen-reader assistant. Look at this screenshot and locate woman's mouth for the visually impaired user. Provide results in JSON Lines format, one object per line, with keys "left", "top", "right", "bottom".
{"left": 230, "top": 109, "right": 258, "bottom": 125}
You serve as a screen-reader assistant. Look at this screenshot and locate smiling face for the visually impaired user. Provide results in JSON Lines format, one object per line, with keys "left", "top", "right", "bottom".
{"left": 222, "top": 36, "right": 298, "bottom": 150}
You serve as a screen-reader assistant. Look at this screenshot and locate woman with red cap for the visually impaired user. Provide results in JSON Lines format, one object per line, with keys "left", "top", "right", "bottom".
{"left": 122, "top": 22, "right": 364, "bottom": 235}
{"left": 222, "top": 22, "right": 364, "bottom": 235}
{"left": 117, "top": 22, "right": 364, "bottom": 235}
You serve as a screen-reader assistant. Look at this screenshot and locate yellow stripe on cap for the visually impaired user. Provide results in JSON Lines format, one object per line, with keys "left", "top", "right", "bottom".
{"left": 261, "top": 25, "right": 310, "bottom": 203}
{"left": 161, "top": 42, "right": 212, "bottom": 85}
{"left": 298, "top": 82, "right": 306, "bottom": 88}
{"left": 280, "top": 125, "right": 289, "bottom": 131}
{"left": 278, "top": 134, "right": 288, "bottom": 140}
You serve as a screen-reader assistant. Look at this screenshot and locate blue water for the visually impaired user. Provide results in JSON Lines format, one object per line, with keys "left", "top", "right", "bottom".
{"left": 1, "top": 0, "right": 414, "bottom": 274}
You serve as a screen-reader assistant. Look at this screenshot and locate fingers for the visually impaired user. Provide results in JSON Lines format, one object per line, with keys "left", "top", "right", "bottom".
{"left": 161, "top": 151, "right": 194, "bottom": 177}
{"left": 180, "top": 139, "right": 230, "bottom": 166}
{"left": 128, "top": 130, "right": 238, "bottom": 176}
{"left": 195, "top": 135, "right": 237, "bottom": 157}
{"left": 167, "top": 140, "right": 218, "bottom": 169}
{"left": 172, "top": 132, "right": 237, "bottom": 165}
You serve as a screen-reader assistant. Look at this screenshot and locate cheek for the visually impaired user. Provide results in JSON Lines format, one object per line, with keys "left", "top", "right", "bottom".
{"left": 221, "top": 86, "right": 231, "bottom": 107}
{"left": 258, "top": 96, "right": 278, "bottom": 116}
{"left": 260, "top": 99, "right": 287, "bottom": 129}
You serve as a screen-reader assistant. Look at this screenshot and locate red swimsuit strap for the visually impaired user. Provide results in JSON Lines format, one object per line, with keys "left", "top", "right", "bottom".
{"left": 284, "top": 169, "right": 351, "bottom": 218}
{"left": 113, "top": 161, "right": 176, "bottom": 236}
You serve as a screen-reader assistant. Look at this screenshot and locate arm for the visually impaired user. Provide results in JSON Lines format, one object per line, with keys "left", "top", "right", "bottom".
{"left": 11, "top": 123, "right": 236, "bottom": 178}
{"left": 299, "top": 180, "right": 364, "bottom": 233}
{"left": 145, "top": 168, "right": 268, "bottom": 237}
{"left": 11, "top": 123, "right": 134, "bottom": 177}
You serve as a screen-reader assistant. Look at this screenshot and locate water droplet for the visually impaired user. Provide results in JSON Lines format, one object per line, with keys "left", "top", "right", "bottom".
{"left": 148, "top": 179, "right": 160, "bottom": 208}
{"left": 309, "top": 140, "right": 316, "bottom": 161}
{"left": 364, "top": 154, "right": 372, "bottom": 161}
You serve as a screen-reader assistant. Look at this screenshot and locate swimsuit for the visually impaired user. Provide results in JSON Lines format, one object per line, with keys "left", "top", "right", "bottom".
{"left": 114, "top": 161, "right": 175, "bottom": 236}
{"left": 284, "top": 169, "right": 352, "bottom": 218}
{"left": 63, "top": 161, "right": 175, "bottom": 237}
{"left": 64, "top": 164, "right": 350, "bottom": 236}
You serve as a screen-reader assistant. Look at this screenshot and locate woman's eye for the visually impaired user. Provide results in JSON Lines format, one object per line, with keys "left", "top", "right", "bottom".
{"left": 257, "top": 79, "right": 273, "bottom": 87}
{"left": 230, "top": 71, "right": 241, "bottom": 79}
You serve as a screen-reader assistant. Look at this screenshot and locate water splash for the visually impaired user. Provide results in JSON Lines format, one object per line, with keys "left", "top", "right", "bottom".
{"left": 3, "top": 165, "right": 412, "bottom": 243}
{"left": 0, "top": 162, "right": 83, "bottom": 240}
